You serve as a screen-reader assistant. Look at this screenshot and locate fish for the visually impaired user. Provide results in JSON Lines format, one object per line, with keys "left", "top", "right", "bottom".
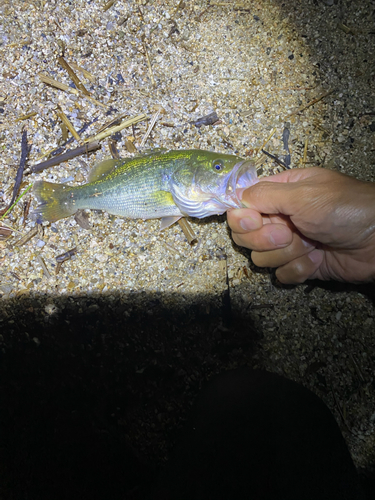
{"left": 32, "top": 149, "right": 258, "bottom": 230}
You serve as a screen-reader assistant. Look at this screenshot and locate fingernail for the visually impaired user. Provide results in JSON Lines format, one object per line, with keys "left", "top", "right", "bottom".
{"left": 269, "top": 228, "right": 289, "bottom": 247}
{"left": 240, "top": 217, "right": 259, "bottom": 231}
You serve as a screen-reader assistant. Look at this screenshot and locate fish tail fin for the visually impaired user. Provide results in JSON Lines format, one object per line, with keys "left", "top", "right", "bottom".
{"left": 32, "top": 181, "right": 78, "bottom": 223}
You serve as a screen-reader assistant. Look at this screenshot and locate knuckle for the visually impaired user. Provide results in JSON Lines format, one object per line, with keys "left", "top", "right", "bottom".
{"left": 289, "top": 259, "right": 309, "bottom": 283}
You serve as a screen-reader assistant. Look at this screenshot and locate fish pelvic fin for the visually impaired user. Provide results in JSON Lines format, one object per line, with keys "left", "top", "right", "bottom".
{"left": 32, "top": 181, "right": 78, "bottom": 223}
{"left": 160, "top": 216, "right": 181, "bottom": 230}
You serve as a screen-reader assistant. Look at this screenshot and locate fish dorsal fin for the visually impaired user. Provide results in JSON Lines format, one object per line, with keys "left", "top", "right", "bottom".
{"left": 88, "top": 159, "right": 129, "bottom": 182}
{"left": 137, "top": 147, "right": 168, "bottom": 157}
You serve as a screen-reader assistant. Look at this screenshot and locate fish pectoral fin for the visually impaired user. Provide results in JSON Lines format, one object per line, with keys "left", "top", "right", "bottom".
{"left": 160, "top": 216, "right": 182, "bottom": 230}
{"left": 88, "top": 159, "right": 126, "bottom": 182}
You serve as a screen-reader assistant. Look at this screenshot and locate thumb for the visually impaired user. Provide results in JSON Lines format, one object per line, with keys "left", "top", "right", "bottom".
{"left": 240, "top": 180, "right": 302, "bottom": 216}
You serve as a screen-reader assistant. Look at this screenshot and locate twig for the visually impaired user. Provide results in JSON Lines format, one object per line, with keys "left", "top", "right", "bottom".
{"left": 95, "top": 113, "right": 128, "bottom": 135}
{"left": 261, "top": 150, "right": 289, "bottom": 169}
{"left": 178, "top": 218, "right": 197, "bottom": 244}
{"left": 103, "top": 0, "right": 117, "bottom": 11}
{"left": 68, "top": 62, "right": 96, "bottom": 83}
{"left": 139, "top": 109, "right": 160, "bottom": 147}
{"left": 35, "top": 117, "right": 99, "bottom": 161}
{"left": 83, "top": 114, "right": 147, "bottom": 144}
{"left": 288, "top": 90, "right": 334, "bottom": 117}
{"left": 109, "top": 140, "right": 120, "bottom": 159}
{"left": 16, "top": 111, "right": 37, "bottom": 122}
{"left": 56, "top": 108, "right": 81, "bottom": 143}
{"left": 172, "top": 0, "right": 185, "bottom": 17}
{"left": 0, "top": 184, "right": 33, "bottom": 221}
{"left": 14, "top": 226, "right": 38, "bottom": 247}
{"left": 56, "top": 247, "right": 77, "bottom": 263}
{"left": 36, "top": 255, "right": 51, "bottom": 280}
{"left": 39, "top": 73, "right": 107, "bottom": 108}
{"left": 39, "top": 72, "right": 80, "bottom": 94}
{"left": 60, "top": 121, "right": 68, "bottom": 142}
{"left": 58, "top": 56, "right": 91, "bottom": 95}
{"left": 256, "top": 128, "right": 275, "bottom": 155}
{"left": 162, "top": 241, "right": 186, "bottom": 258}
{"left": 23, "top": 197, "right": 32, "bottom": 226}
{"left": 0, "top": 130, "right": 30, "bottom": 216}
{"left": 51, "top": 117, "right": 99, "bottom": 158}
{"left": 55, "top": 247, "right": 78, "bottom": 275}
{"left": 142, "top": 40, "right": 156, "bottom": 88}
{"left": 30, "top": 141, "right": 100, "bottom": 173}
{"left": 125, "top": 139, "right": 137, "bottom": 153}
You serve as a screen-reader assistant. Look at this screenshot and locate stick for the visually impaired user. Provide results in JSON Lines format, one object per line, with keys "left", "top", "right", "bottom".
{"left": 16, "top": 111, "right": 37, "bottom": 121}
{"left": 178, "top": 218, "right": 197, "bottom": 244}
{"left": 109, "top": 140, "right": 120, "bottom": 159}
{"left": 56, "top": 108, "right": 81, "bottom": 143}
{"left": 83, "top": 114, "right": 147, "bottom": 144}
{"left": 35, "top": 117, "right": 99, "bottom": 162}
{"left": 103, "top": 0, "right": 116, "bottom": 11}
{"left": 261, "top": 150, "right": 289, "bottom": 169}
{"left": 0, "top": 184, "right": 33, "bottom": 221}
{"left": 36, "top": 255, "right": 51, "bottom": 280}
{"left": 68, "top": 61, "right": 96, "bottom": 83}
{"left": 143, "top": 41, "right": 156, "bottom": 88}
{"left": 256, "top": 128, "right": 275, "bottom": 156}
{"left": 0, "top": 129, "right": 30, "bottom": 216}
{"left": 288, "top": 90, "right": 334, "bottom": 116}
{"left": 39, "top": 73, "right": 107, "bottom": 108}
{"left": 58, "top": 56, "right": 91, "bottom": 95}
{"left": 139, "top": 109, "right": 160, "bottom": 147}
{"left": 14, "top": 226, "right": 38, "bottom": 247}
{"left": 11, "top": 129, "right": 29, "bottom": 205}
{"left": 30, "top": 141, "right": 100, "bottom": 173}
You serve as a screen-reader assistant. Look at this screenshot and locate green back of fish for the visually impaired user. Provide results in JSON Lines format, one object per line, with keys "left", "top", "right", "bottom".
{"left": 33, "top": 150, "right": 197, "bottom": 222}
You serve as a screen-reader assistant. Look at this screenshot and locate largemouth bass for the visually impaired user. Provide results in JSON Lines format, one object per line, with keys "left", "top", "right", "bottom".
{"left": 32, "top": 149, "right": 258, "bottom": 229}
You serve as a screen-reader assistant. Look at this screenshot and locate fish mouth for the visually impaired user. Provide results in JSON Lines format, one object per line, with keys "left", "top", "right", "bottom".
{"left": 224, "top": 159, "right": 258, "bottom": 207}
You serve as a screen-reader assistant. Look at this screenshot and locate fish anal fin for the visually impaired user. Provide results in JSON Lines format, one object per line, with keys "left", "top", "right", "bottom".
{"left": 160, "top": 216, "right": 181, "bottom": 230}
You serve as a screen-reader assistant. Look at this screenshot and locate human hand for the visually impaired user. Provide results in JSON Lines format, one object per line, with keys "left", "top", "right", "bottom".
{"left": 227, "top": 167, "right": 375, "bottom": 284}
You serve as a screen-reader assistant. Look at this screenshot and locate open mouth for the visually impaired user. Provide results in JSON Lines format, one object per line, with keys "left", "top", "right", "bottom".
{"left": 224, "top": 160, "right": 258, "bottom": 207}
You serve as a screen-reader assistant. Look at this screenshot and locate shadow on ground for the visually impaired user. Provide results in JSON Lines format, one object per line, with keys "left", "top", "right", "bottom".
{"left": 0, "top": 291, "right": 260, "bottom": 500}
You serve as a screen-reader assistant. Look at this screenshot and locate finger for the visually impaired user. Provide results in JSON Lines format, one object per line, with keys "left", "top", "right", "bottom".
{"left": 275, "top": 249, "right": 325, "bottom": 284}
{"left": 238, "top": 168, "right": 324, "bottom": 216}
{"left": 251, "top": 232, "right": 316, "bottom": 267}
{"left": 227, "top": 208, "right": 263, "bottom": 233}
{"left": 256, "top": 167, "right": 323, "bottom": 184}
{"left": 232, "top": 223, "right": 293, "bottom": 251}
{"left": 240, "top": 180, "right": 302, "bottom": 216}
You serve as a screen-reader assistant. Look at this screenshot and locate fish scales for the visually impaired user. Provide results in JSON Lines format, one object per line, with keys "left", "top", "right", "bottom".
{"left": 32, "top": 149, "right": 258, "bottom": 229}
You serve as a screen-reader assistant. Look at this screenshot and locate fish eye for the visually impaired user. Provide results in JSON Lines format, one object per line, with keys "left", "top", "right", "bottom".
{"left": 213, "top": 160, "right": 224, "bottom": 172}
